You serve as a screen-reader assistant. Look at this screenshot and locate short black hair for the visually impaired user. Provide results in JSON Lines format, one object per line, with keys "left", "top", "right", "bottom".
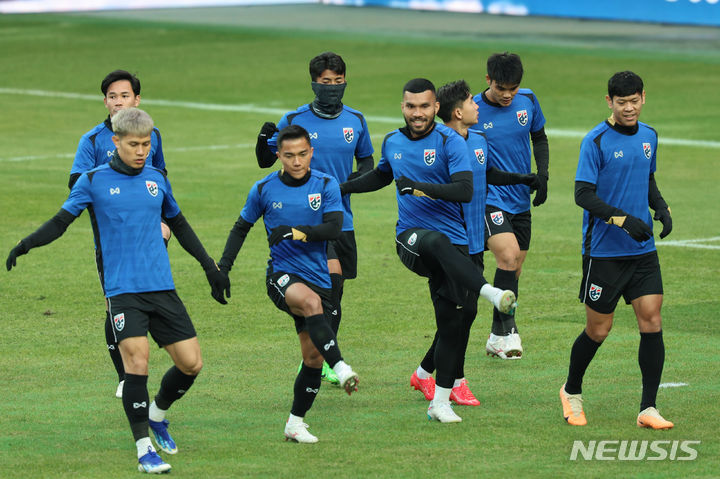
{"left": 436, "top": 80, "right": 472, "bottom": 122}
{"left": 608, "top": 71, "right": 644, "bottom": 99}
{"left": 309, "top": 52, "right": 346, "bottom": 81}
{"left": 277, "top": 124, "right": 311, "bottom": 150}
{"left": 403, "top": 78, "right": 435, "bottom": 96}
{"left": 101, "top": 70, "right": 141, "bottom": 96}
{"left": 487, "top": 52, "right": 523, "bottom": 86}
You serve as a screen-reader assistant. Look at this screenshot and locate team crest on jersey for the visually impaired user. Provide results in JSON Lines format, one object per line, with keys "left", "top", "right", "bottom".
{"left": 424, "top": 149, "right": 436, "bottom": 166}
{"left": 642, "top": 142, "right": 652, "bottom": 160}
{"left": 308, "top": 193, "right": 321, "bottom": 211}
{"left": 278, "top": 274, "right": 290, "bottom": 288}
{"left": 113, "top": 313, "right": 125, "bottom": 331}
{"left": 490, "top": 211, "right": 504, "bottom": 225}
{"left": 516, "top": 109, "right": 528, "bottom": 126}
{"left": 408, "top": 232, "right": 417, "bottom": 246}
{"left": 474, "top": 148, "right": 486, "bottom": 165}
{"left": 343, "top": 127, "right": 354, "bottom": 143}
{"left": 146, "top": 180, "right": 158, "bottom": 197}
{"left": 588, "top": 283, "right": 603, "bottom": 301}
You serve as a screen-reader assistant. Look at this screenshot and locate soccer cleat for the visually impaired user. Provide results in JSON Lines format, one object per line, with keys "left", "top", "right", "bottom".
{"left": 486, "top": 333, "right": 509, "bottom": 359}
{"left": 504, "top": 329, "right": 523, "bottom": 359}
{"left": 493, "top": 289, "right": 517, "bottom": 315}
{"left": 321, "top": 361, "right": 340, "bottom": 385}
{"left": 637, "top": 407, "right": 674, "bottom": 430}
{"left": 336, "top": 366, "right": 359, "bottom": 395}
{"left": 115, "top": 380, "right": 124, "bottom": 399}
{"left": 137, "top": 447, "right": 171, "bottom": 474}
{"left": 450, "top": 379, "right": 480, "bottom": 406}
{"left": 149, "top": 419, "right": 177, "bottom": 455}
{"left": 410, "top": 371, "right": 435, "bottom": 401}
{"left": 427, "top": 401, "right": 462, "bottom": 423}
{"left": 560, "top": 384, "right": 587, "bottom": 426}
{"left": 284, "top": 421, "right": 319, "bottom": 443}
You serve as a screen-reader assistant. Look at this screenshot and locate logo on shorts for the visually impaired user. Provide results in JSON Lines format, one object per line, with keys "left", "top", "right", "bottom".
{"left": 308, "top": 193, "right": 321, "bottom": 211}
{"left": 278, "top": 274, "right": 290, "bottom": 287}
{"left": 113, "top": 313, "right": 125, "bottom": 331}
{"left": 516, "top": 109, "right": 528, "bottom": 126}
{"left": 474, "top": 148, "right": 486, "bottom": 165}
{"left": 424, "top": 149, "right": 436, "bottom": 166}
{"left": 408, "top": 232, "right": 418, "bottom": 246}
{"left": 589, "top": 283, "right": 603, "bottom": 301}
{"left": 490, "top": 211, "right": 504, "bottom": 225}
{"left": 343, "top": 127, "right": 354, "bottom": 143}
{"left": 642, "top": 142, "right": 652, "bottom": 159}
{"left": 146, "top": 180, "right": 158, "bottom": 197}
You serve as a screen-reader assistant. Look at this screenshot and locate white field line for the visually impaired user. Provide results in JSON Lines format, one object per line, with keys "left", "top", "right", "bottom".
{"left": 659, "top": 382, "right": 689, "bottom": 388}
{"left": 657, "top": 236, "right": 720, "bottom": 250}
{"left": 2, "top": 87, "right": 720, "bottom": 149}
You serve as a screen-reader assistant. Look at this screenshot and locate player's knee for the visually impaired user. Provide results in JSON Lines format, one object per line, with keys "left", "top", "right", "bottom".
{"left": 303, "top": 349, "right": 323, "bottom": 368}
{"left": 586, "top": 322, "right": 612, "bottom": 342}
{"left": 124, "top": 354, "right": 149, "bottom": 374}
{"left": 300, "top": 294, "right": 324, "bottom": 316}
{"left": 419, "top": 231, "right": 452, "bottom": 257}
{"left": 495, "top": 250, "right": 521, "bottom": 269}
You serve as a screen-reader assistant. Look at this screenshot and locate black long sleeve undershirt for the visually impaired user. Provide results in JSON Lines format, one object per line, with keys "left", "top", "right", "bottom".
{"left": 575, "top": 181, "right": 623, "bottom": 220}
{"left": 218, "top": 217, "right": 254, "bottom": 272}
{"left": 340, "top": 167, "right": 394, "bottom": 194}
{"left": 17, "top": 209, "right": 77, "bottom": 253}
{"left": 256, "top": 139, "right": 277, "bottom": 168}
{"left": 355, "top": 155, "right": 374, "bottom": 175}
{"left": 413, "top": 171, "right": 473, "bottom": 202}
{"left": 295, "top": 211, "right": 343, "bottom": 242}
{"left": 164, "top": 212, "right": 215, "bottom": 271}
{"left": 648, "top": 173, "right": 668, "bottom": 211}
{"left": 487, "top": 167, "right": 532, "bottom": 186}
{"left": 531, "top": 127, "right": 549, "bottom": 177}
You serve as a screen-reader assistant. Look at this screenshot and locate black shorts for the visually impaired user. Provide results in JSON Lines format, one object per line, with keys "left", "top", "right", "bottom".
{"left": 266, "top": 271, "right": 333, "bottom": 334}
{"left": 484, "top": 206, "right": 532, "bottom": 251}
{"left": 107, "top": 290, "right": 196, "bottom": 347}
{"left": 579, "top": 252, "right": 663, "bottom": 314}
{"left": 327, "top": 230, "right": 358, "bottom": 279}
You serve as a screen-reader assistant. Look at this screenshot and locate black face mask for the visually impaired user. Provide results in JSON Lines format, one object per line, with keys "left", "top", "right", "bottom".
{"left": 311, "top": 82, "right": 346, "bottom": 119}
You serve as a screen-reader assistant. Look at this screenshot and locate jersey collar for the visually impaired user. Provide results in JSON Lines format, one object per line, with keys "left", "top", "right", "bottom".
{"left": 109, "top": 151, "right": 143, "bottom": 176}
{"left": 279, "top": 169, "right": 312, "bottom": 186}
{"left": 399, "top": 122, "right": 436, "bottom": 141}
{"left": 605, "top": 117, "right": 639, "bottom": 136}
{"left": 104, "top": 115, "right": 113, "bottom": 131}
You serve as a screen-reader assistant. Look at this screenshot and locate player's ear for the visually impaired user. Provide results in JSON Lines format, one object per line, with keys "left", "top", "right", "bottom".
{"left": 134, "top": 94, "right": 141, "bottom": 107}
{"left": 434, "top": 101, "right": 440, "bottom": 115}
{"left": 486, "top": 74, "right": 491, "bottom": 86}
{"left": 605, "top": 95, "right": 612, "bottom": 109}
{"left": 111, "top": 135, "right": 119, "bottom": 148}
{"left": 641, "top": 90, "right": 646, "bottom": 104}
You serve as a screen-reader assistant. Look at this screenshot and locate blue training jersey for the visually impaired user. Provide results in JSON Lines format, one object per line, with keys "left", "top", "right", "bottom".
{"left": 61, "top": 164, "right": 181, "bottom": 297}
{"left": 267, "top": 104, "right": 374, "bottom": 232}
{"left": 377, "top": 123, "right": 471, "bottom": 245}
{"left": 70, "top": 117, "right": 166, "bottom": 175}
{"left": 461, "top": 129, "right": 489, "bottom": 255}
{"left": 575, "top": 120, "right": 658, "bottom": 258}
{"left": 240, "top": 169, "right": 344, "bottom": 289}
{"left": 470, "top": 88, "right": 545, "bottom": 214}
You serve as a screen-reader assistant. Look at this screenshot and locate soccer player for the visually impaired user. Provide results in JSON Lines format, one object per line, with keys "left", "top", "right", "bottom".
{"left": 410, "top": 80, "right": 539, "bottom": 406}
{"left": 7, "top": 108, "right": 230, "bottom": 473}
{"left": 220, "top": 124, "right": 359, "bottom": 443}
{"left": 559, "top": 71, "right": 674, "bottom": 430}
{"left": 70, "top": 69, "right": 169, "bottom": 398}
{"left": 341, "top": 78, "right": 516, "bottom": 423}
{"left": 469, "top": 52, "right": 549, "bottom": 359}
{"left": 255, "top": 52, "right": 374, "bottom": 384}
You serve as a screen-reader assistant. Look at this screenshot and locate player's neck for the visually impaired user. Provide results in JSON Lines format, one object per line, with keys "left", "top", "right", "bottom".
{"left": 445, "top": 121, "right": 468, "bottom": 139}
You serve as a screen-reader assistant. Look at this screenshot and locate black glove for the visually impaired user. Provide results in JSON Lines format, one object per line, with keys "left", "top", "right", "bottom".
{"left": 517, "top": 173, "right": 541, "bottom": 192}
{"left": 621, "top": 215, "right": 653, "bottom": 242}
{"left": 204, "top": 265, "right": 230, "bottom": 304}
{"left": 6, "top": 240, "right": 28, "bottom": 271}
{"left": 532, "top": 175, "right": 548, "bottom": 207}
{"left": 268, "top": 225, "right": 294, "bottom": 246}
{"left": 396, "top": 176, "right": 416, "bottom": 195}
{"left": 346, "top": 171, "right": 363, "bottom": 182}
{"left": 653, "top": 207, "right": 672, "bottom": 239}
{"left": 258, "top": 122, "right": 278, "bottom": 142}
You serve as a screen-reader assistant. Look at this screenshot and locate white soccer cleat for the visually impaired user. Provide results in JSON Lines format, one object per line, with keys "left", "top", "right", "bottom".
{"left": 284, "top": 421, "right": 319, "bottom": 443}
{"left": 493, "top": 289, "right": 517, "bottom": 315}
{"left": 115, "top": 380, "right": 124, "bottom": 399}
{"left": 427, "top": 401, "right": 462, "bottom": 423}
{"left": 486, "top": 333, "right": 509, "bottom": 359}
{"left": 335, "top": 364, "right": 359, "bottom": 396}
{"left": 504, "top": 329, "right": 523, "bottom": 359}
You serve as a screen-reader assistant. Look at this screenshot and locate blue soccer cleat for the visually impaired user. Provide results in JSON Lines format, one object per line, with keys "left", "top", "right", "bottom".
{"left": 137, "top": 447, "right": 171, "bottom": 474}
{"left": 149, "top": 419, "right": 178, "bottom": 455}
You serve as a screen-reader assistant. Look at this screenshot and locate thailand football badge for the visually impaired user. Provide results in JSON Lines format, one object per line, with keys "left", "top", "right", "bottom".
{"left": 642, "top": 142, "right": 652, "bottom": 160}
{"left": 588, "top": 283, "right": 602, "bottom": 301}
{"left": 408, "top": 232, "right": 417, "bottom": 246}
{"left": 278, "top": 274, "right": 290, "bottom": 288}
{"left": 474, "top": 148, "right": 485, "bottom": 165}
{"left": 146, "top": 180, "right": 158, "bottom": 197}
{"left": 308, "top": 193, "right": 321, "bottom": 211}
{"left": 113, "top": 313, "right": 125, "bottom": 331}
{"left": 516, "top": 109, "right": 528, "bottom": 126}
{"left": 490, "top": 211, "right": 504, "bottom": 225}
{"left": 424, "top": 149, "right": 436, "bottom": 166}
{"left": 343, "top": 127, "right": 354, "bottom": 144}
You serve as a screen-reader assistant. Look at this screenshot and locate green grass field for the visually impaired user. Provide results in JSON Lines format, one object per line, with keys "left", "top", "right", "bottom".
{"left": 1, "top": 6, "right": 719, "bottom": 478}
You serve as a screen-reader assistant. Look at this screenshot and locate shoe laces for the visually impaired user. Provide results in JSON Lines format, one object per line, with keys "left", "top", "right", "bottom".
{"left": 566, "top": 392, "right": 584, "bottom": 416}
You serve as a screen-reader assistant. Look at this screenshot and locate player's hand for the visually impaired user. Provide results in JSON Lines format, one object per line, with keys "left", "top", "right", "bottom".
{"left": 205, "top": 263, "right": 230, "bottom": 305}
{"left": 396, "top": 176, "right": 416, "bottom": 195}
{"left": 608, "top": 214, "right": 652, "bottom": 242}
{"left": 653, "top": 207, "right": 672, "bottom": 239}
{"left": 258, "top": 122, "right": 278, "bottom": 142}
{"left": 518, "top": 173, "right": 541, "bottom": 192}
{"left": 532, "top": 174, "right": 548, "bottom": 206}
{"left": 268, "top": 225, "right": 294, "bottom": 245}
{"left": 6, "top": 240, "right": 28, "bottom": 271}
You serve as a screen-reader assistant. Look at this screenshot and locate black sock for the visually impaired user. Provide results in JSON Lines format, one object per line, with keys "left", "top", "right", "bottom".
{"left": 105, "top": 311, "right": 125, "bottom": 382}
{"left": 565, "top": 330, "right": 603, "bottom": 395}
{"left": 433, "top": 296, "right": 464, "bottom": 389}
{"left": 639, "top": 330, "right": 664, "bottom": 411}
{"left": 420, "top": 331, "right": 439, "bottom": 374}
{"left": 329, "top": 273, "right": 343, "bottom": 335}
{"left": 122, "top": 374, "right": 150, "bottom": 441}
{"left": 154, "top": 366, "right": 197, "bottom": 411}
{"left": 456, "top": 304, "right": 477, "bottom": 380}
{"left": 491, "top": 268, "right": 518, "bottom": 335}
{"left": 291, "top": 364, "right": 322, "bottom": 417}
{"left": 305, "top": 314, "right": 342, "bottom": 367}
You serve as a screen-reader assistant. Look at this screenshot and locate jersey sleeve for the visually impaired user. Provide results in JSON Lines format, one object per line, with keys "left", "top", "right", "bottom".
{"left": 240, "top": 182, "right": 264, "bottom": 224}
{"left": 61, "top": 172, "right": 93, "bottom": 216}
{"left": 446, "top": 133, "right": 472, "bottom": 175}
{"left": 354, "top": 115, "right": 375, "bottom": 159}
{"left": 377, "top": 135, "right": 394, "bottom": 175}
{"left": 161, "top": 175, "right": 182, "bottom": 219}
{"left": 650, "top": 129, "right": 658, "bottom": 175}
{"left": 267, "top": 113, "right": 292, "bottom": 153}
{"left": 323, "top": 176, "right": 344, "bottom": 214}
{"left": 151, "top": 128, "right": 166, "bottom": 172}
{"left": 70, "top": 136, "right": 96, "bottom": 175}
{"left": 575, "top": 136, "right": 602, "bottom": 184}
{"left": 530, "top": 93, "right": 547, "bottom": 133}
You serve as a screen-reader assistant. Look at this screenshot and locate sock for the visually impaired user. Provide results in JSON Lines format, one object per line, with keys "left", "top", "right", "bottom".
{"left": 639, "top": 330, "right": 665, "bottom": 411}
{"left": 492, "top": 268, "right": 518, "bottom": 335}
{"left": 416, "top": 365, "right": 433, "bottom": 380}
{"left": 419, "top": 332, "right": 439, "bottom": 374}
{"left": 105, "top": 311, "right": 125, "bottom": 382}
{"left": 148, "top": 401, "right": 165, "bottom": 423}
{"left": 136, "top": 437, "right": 154, "bottom": 458}
{"left": 154, "top": 366, "right": 197, "bottom": 411}
{"left": 434, "top": 385, "right": 452, "bottom": 404}
{"left": 453, "top": 378, "right": 463, "bottom": 388}
{"left": 329, "top": 273, "right": 343, "bottom": 335}
{"left": 122, "top": 374, "right": 150, "bottom": 441}
{"left": 456, "top": 303, "right": 476, "bottom": 379}
{"left": 565, "top": 330, "right": 603, "bottom": 395}
{"left": 433, "top": 296, "right": 463, "bottom": 389}
{"left": 290, "top": 364, "right": 322, "bottom": 417}
{"left": 305, "top": 313, "right": 342, "bottom": 366}
{"left": 287, "top": 413, "right": 304, "bottom": 425}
